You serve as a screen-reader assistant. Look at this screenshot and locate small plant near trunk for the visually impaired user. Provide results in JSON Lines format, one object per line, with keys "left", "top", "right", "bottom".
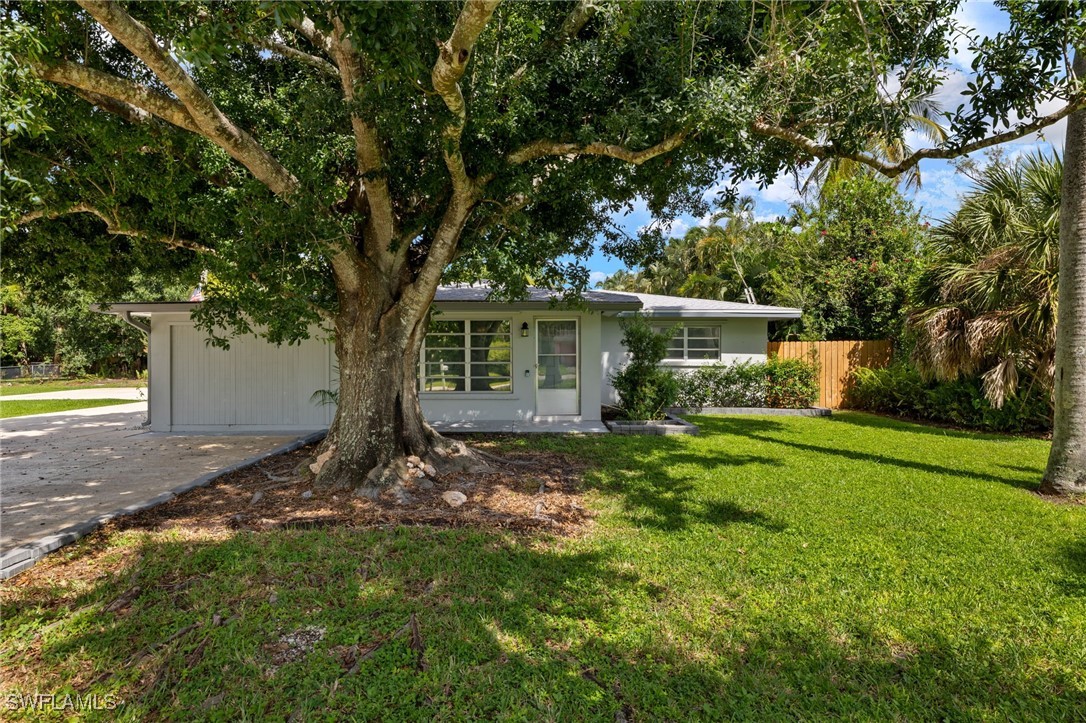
{"left": 610, "top": 315, "right": 679, "bottom": 420}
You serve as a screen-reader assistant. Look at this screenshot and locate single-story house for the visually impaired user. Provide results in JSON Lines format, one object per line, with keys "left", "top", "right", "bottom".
{"left": 95, "top": 286, "right": 800, "bottom": 432}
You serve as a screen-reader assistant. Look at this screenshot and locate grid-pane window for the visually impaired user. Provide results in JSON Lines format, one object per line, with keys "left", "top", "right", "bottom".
{"left": 422, "top": 320, "right": 512, "bottom": 392}
{"left": 653, "top": 325, "right": 720, "bottom": 361}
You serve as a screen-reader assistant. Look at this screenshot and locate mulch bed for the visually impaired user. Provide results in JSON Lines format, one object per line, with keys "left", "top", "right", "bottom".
{"left": 104, "top": 439, "right": 593, "bottom": 539}
{"left": 0, "top": 440, "right": 592, "bottom": 594}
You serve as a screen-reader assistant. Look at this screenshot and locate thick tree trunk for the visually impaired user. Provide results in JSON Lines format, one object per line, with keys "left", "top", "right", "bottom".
{"left": 316, "top": 302, "right": 433, "bottom": 487}
{"left": 312, "top": 273, "right": 487, "bottom": 489}
{"left": 1040, "top": 51, "right": 1086, "bottom": 497}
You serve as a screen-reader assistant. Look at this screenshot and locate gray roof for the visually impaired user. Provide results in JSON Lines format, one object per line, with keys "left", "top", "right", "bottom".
{"left": 434, "top": 285, "right": 800, "bottom": 318}
{"left": 434, "top": 285, "right": 639, "bottom": 307}
{"left": 617, "top": 292, "right": 802, "bottom": 319}
{"left": 92, "top": 287, "right": 802, "bottom": 319}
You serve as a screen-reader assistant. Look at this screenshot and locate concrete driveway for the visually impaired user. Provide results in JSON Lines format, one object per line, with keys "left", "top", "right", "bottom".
{"left": 1, "top": 402, "right": 315, "bottom": 575}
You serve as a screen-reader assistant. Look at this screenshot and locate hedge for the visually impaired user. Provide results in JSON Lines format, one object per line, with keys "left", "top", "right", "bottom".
{"left": 674, "top": 357, "right": 819, "bottom": 410}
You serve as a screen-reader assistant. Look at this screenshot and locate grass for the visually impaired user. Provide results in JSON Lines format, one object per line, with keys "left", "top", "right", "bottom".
{"left": 0, "top": 378, "right": 145, "bottom": 397}
{"left": 0, "top": 398, "right": 136, "bottom": 418}
{"left": 1, "top": 413, "right": 1083, "bottom": 720}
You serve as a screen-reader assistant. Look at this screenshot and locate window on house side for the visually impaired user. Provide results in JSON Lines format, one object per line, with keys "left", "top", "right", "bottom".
{"left": 421, "top": 319, "right": 512, "bottom": 392}
{"left": 653, "top": 325, "right": 720, "bottom": 361}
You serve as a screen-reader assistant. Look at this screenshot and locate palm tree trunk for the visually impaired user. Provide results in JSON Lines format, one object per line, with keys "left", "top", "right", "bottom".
{"left": 1041, "top": 51, "right": 1086, "bottom": 496}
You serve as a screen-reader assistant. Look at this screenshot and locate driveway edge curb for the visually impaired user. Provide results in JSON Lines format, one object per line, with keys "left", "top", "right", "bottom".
{"left": 1, "top": 431, "right": 326, "bottom": 580}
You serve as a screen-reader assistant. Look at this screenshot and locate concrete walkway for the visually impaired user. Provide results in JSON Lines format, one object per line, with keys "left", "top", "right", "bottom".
{"left": 3, "top": 386, "right": 146, "bottom": 401}
{"left": 1, "top": 405, "right": 312, "bottom": 576}
{"left": 432, "top": 419, "right": 610, "bottom": 434}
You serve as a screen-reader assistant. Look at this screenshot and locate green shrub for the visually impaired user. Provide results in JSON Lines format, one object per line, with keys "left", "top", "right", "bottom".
{"left": 851, "top": 363, "right": 1052, "bottom": 433}
{"left": 674, "top": 361, "right": 767, "bottom": 408}
{"left": 610, "top": 315, "right": 679, "bottom": 420}
{"left": 673, "top": 356, "right": 819, "bottom": 409}
{"left": 765, "top": 356, "right": 820, "bottom": 408}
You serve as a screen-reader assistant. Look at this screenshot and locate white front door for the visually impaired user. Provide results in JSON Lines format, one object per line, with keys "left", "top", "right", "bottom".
{"left": 535, "top": 319, "right": 580, "bottom": 416}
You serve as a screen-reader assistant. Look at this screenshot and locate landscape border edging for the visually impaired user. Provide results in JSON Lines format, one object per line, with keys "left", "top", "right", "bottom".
{"left": 668, "top": 406, "right": 831, "bottom": 417}
{"left": 605, "top": 414, "right": 700, "bottom": 436}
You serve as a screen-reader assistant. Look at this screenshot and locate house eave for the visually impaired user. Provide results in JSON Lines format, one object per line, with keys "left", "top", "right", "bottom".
{"left": 90, "top": 302, "right": 199, "bottom": 316}
{"left": 616, "top": 309, "right": 803, "bottom": 319}
{"left": 434, "top": 301, "right": 642, "bottom": 313}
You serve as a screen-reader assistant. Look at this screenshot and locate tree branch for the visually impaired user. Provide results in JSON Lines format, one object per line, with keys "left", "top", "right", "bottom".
{"left": 16, "top": 203, "right": 211, "bottom": 254}
{"left": 401, "top": 0, "right": 500, "bottom": 308}
{"left": 326, "top": 16, "right": 397, "bottom": 268}
{"left": 29, "top": 58, "right": 201, "bottom": 133}
{"left": 251, "top": 36, "right": 338, "bottom": 77}
{"left": 431, "top": 0, "right": 500, "bottom": 194}
{"left": 508, "top": 132, "right": 687, "bottom": 165}
{"left": 751, "top": 96, "right": 1086, "bottom": 178}
{"left": 288, "top": 16, "right": 335, "bottom": 57}
{"left": 77, "top": 0, "right": 299, "bottom": 197}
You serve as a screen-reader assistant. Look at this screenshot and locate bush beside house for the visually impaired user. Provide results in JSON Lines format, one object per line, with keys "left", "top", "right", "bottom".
{"left": 610, "top": 316, "right": 680, "bottom": 420}
{"left": 851, "top": 363, "right": 1052, "bottom": 433}
{"left": 673, "top": 357, "right": 820, "bottom": 410}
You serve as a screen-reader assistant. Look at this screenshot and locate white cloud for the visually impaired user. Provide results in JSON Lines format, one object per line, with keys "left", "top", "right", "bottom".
{"left": 589, "top": 271, "right": 609, "bottom": 286}
{"left": 949, "top": 1, "right": 1007, "bottom": 72}
{"left": 636, "top": 217, "right": 690, "bottom": 238}
{"left": 909, "top": 166, "right": 969, "bottom": 221}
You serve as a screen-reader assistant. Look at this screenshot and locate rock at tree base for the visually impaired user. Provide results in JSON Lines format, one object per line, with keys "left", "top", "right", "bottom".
{"left": 442, "top": 490, "right": 467, "bottom": 508}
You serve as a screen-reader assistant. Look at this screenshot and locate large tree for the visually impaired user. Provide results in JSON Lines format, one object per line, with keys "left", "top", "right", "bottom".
{"left": 4, "top": 1, "right": 1084, "bottom": 493}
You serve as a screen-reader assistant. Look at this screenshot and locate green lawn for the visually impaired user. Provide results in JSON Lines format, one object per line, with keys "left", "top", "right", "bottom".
{"left": 2, "top": 413, "right": 1083, "bottom": 720}
{"left": 0, "top": 398, "right": 136, "bottom": 418}
{"left": 0, "top": 378, "right": 145, "bottom": 397}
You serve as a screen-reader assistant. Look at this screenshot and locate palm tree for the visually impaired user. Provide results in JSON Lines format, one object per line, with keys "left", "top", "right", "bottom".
{"left": 601, "top": 197, "right": 783, "bottom": 303}
{"left": 910, "top": 152, "right": 1061, "bottom": 407}
{"left": 803, "top": 94, "right": 948, "bottom": 196}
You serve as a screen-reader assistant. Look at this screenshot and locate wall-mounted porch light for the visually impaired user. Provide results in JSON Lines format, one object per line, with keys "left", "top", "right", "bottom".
{"left": 520, "top": 322, "right": 530, "bottom": 337}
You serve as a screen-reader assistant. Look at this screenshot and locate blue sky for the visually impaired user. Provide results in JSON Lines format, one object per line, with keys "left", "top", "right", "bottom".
{"left": 584, "top": 1, "right": 1066, "bottom": 287}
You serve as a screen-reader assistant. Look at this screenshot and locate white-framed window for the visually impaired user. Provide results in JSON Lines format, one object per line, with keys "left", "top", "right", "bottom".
{"left": 654, "top": 325, "right": 721, "bottom": 360}
{"left": 421, "top": 319, "right": 512, "bottom": 393}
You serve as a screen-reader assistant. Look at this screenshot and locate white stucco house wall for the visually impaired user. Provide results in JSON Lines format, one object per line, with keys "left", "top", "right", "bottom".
{"left": 95, "top": 286, "right": 800, "bottom": 432}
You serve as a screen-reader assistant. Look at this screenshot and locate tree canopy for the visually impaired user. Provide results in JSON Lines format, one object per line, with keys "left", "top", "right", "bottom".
{"left": 3, "top": 0, "right": 1084, "bottom": 489}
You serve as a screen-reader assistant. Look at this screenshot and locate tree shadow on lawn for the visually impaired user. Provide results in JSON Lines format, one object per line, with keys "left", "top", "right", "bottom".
{"left": 3, "top": 525, "right": 1083, "bottom": 720}
{"left": 587, "top": 439, "right": 788, "bottom": 533}
{"left": 690, "top": 415, "right": 1043, "bottom": 492}
{"left": 822, "top": 410, "right": 1036, "bottom": 443}
{"left": 1058, "top": 538, "right": 1086, "bottom": 598}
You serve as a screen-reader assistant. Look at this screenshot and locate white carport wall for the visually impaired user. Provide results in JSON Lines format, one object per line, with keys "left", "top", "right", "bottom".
{"left": 147, "top": 311, "right": 335, "bottom": 433}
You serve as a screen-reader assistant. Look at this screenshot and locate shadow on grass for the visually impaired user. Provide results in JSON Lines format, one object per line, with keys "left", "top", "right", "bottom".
{"left": 1058, "top": 538, "right": 1086, "bottom": 598}
{"left": 690, "top": 415, "right": 1043, "bottom": 492}
{"left": 3, "top": 525, "right": 1083, "bottom": 720}
{"left": 587, "top": 441, "right": 786, "bottom": 532}
{"left": 822, "top": 409, "right": 1038, "bottom": 442}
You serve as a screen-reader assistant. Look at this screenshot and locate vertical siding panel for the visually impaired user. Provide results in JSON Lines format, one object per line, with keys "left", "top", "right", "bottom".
{"left": 171, "top": 324, "right": 235, "bottom": 426}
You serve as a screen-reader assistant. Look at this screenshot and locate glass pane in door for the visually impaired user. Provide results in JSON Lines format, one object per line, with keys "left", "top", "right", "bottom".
{"left": 536, "top": 321, "right": 578, "bottom": 390}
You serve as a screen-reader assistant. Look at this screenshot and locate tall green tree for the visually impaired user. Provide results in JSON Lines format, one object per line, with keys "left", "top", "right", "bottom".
{"left": 602, "top": 198, "right": 785, "bottom": 304}
{"left": 772, "top": 174, "right": 928, "bottom": 341}
{"left": 3, "top": 1, "right": 1083, "bottom": 492}
{"left": 911, "top": 152, "right": 1061, "bottom": 409}
{"left": 1043, "top": 51, "right": 1086, "bottom": 495}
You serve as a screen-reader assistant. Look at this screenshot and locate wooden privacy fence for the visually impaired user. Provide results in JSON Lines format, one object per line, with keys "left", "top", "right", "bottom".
{"left": 767, "top": 340, "right": 893, "bottom": 409}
